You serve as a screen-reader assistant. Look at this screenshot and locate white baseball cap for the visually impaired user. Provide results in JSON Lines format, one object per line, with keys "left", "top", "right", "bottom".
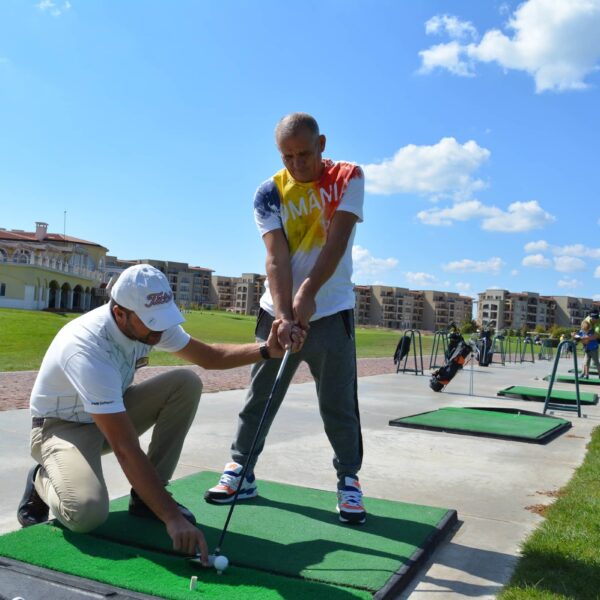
{"left": 110, "top": 264, "right": 184, "bottom": 331}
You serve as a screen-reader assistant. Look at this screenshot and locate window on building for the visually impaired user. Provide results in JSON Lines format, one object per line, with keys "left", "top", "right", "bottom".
{"left": 0, "top": 249, "right": 7, "bottom": 262}
{"left": 0, "top": 283, "right": 5, "bottom": 296}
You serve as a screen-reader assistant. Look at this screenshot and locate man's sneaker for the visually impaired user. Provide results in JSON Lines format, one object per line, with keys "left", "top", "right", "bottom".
{"left": 129, "top": 488, "right": 197, "bottom": 525}
{"left": 336, "top": 476, "right": 366, "bottom": 525}
{"left": 204, "top": 462, "right": 258, "bottom": 505}
{"left": 17, "top": 464, "right": 50, "bottom": 528}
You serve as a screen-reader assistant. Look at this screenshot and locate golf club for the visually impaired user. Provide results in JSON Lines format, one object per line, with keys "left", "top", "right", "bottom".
{"left": 191, "top": 347, "right": 293, "bottom": 569}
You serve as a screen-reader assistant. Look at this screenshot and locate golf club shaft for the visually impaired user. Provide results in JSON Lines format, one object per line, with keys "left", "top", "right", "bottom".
{"left": 214, "top": 348, "right": 292, "bottom": 554}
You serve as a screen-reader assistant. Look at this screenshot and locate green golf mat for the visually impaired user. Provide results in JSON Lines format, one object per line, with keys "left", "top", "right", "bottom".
{"left": 0, "top": 472, "right": 457, "bottom": 599}
{"left": 389, "top": 407, "right": 570, "bottom": 443}
{"left": 569, "top": 368, "right": 598, "bottom": 374}
{"left": 543, "top": 374, "right": 600, "bottom": 385}
{"left": 497, "top": 385, "right": 598, "bottom": 405}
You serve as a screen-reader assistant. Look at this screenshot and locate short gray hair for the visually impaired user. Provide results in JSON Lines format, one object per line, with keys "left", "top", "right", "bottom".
{"left": 275, "top": 113, "right": 320, "bottom": 142}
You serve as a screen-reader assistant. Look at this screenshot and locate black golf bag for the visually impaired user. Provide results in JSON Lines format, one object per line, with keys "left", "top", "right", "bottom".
{"left": 393, "top": 334, "right": 412, "bottom": 366}
{"left": 445, "top": 330, "right": 462, "bottom": 361}
{"left": 478, "top": 330, "right": 493, "bottom": 366}
{"left": 430, "top": 334, "right": 472, "bottom": 392}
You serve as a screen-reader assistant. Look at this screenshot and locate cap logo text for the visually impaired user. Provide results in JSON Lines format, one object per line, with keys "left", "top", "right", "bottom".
{"left": 144, "top": 291, "right": 173, "bottom": 307}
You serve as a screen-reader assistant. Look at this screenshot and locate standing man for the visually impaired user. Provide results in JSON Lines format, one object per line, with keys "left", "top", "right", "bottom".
{"left": 205, "top": 113, "right": 366, "bottom": 524}
{"left": 17, "top": 264, "right": 296, "bottom": 564}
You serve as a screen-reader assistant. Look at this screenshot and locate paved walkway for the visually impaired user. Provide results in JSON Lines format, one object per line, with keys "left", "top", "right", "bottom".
{"left": 0, "top": 357, "right": 400, "bottom": 411}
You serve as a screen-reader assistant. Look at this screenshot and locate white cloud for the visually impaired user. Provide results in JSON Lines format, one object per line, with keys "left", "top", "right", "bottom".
{"left": 594, "top": 294, "right": 600, "bottom": 301}
{"left": 425, "top": 14, "right": 478, "bottom": 40}
{"left": 419, "top": 0, "right": 600, "bottom": 92}
{"left": 481, "top": 200, "right": 555, "bottom": 232}
{"left": 522, "top": 253, "right": 552, "bottom": 268}
{"left": 510, "top": 269, "right": 519, "bottom": 276}
{"left": 554, "top": 256, "right": 586, "bottom": 272}
{"left": 363, "top": 137, "right": 490, "bottom": 199}
{"left": 417, "top": 200, "right": 494, "bottom": 226}
{"left": 552, "top": 243, "right": 600, "bottom": 259}
{"left": 352, "top": 245, "right": 398, "bottom": 282}
{"left": 558, "top": 278, "right": 582, "bottom": 289}
{"left": 417, "top": 199, "right": 554, "bottom": 232}
{"left": 442, "top": 257, "right": 504, "bottom": 274}
{"left": 36, "top": 0, "right": 71, "bottom": 17}
{"left": 419, "top": 42, "right": 475, "bottom": 77}
{"left": 594, "top": 266, "right": 600, "bottom": 278}
{"left": 405, "top": 271, "right": 437, "bottom": 286}
{"left": 455, "top": 281, "right": 472, "bottom": 293}
{"left": 524, "top": 239, "right": 550, "bottom": 253}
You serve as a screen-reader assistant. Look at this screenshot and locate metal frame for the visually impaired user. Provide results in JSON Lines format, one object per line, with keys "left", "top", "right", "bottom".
{"left": 398, "top": 329, "right": 424, "bottom": 375}
{"left": 490, "top": 335, "right": 506, "bottom": 366}
{"left": 520, "top": 336, "right": 536, "bottom": 363}
{"left": 543, "top": 340, "right": 581, "bottom": 417}
{"left": 429, "top": 329, "right": 448, "bottom": 370}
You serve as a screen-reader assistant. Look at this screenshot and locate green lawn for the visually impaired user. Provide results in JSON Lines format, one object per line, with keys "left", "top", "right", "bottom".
{"left": 0, "top": 308, "right": 433, "bottom": 371}
{"left": 498, "top": 425, "right": 600, "bottom": 600}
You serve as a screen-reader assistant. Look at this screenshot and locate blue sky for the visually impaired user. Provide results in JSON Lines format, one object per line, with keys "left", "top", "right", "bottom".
{"left": 1, "top": 0, "right": 599, "bottom": 301}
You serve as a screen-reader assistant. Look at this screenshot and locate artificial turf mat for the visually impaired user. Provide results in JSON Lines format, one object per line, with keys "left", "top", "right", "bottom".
{"left": 0, "top": 472, "right": 457, "bottom": 599}
{"left": 497, "top": 385, "right": 598, "bottom": 405}
{"left": 543, "top": 374, "right": 600, "bottom": 384}
{"left": 0, "top": 523, "right": 369, "bottom": 600}
{"left": 389, "top": 407, "right": 570, "bottom": 443}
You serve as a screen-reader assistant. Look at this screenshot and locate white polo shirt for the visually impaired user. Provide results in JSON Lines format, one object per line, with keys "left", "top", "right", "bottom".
{"left": 30, "top": 303, "right": 190, "bottom": 423}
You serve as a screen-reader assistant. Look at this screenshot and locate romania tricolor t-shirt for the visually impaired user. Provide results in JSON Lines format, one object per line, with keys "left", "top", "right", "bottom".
{"left": 254, "top": 159, "right": 364, "bottom": 321}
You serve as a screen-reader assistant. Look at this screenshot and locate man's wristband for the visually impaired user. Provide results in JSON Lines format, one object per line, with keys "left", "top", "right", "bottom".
{"left": 259, "top": 344, "right": 271, "bottom": 360}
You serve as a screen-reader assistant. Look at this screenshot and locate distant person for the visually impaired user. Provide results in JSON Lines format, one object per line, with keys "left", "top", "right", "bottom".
{"left": 574, "top": 316, "right": 600, "bottom": 378}
{"left": 17, "top": 264, "right": 303, "bottom": 564}
{"left": 205, "top": 112, "right": 367, "bottom": 524}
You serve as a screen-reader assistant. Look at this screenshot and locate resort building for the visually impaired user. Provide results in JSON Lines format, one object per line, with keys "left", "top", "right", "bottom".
{"left": 210, "top": 273, "right": 265, "bottom": 315}
{"left": 552, "top": 296, "right": 598, "bottom": 328}
{"left": 0, "top": 222, "right": 108, "bottom": 311}
{"left": 103, "top": 256, "right": 214, "bottom": 309}
{"left": 359, "top": 285, "right": 424, "bottom": 330}
{"left": 420, "top": 290, "right": 473, "bottom": 332}
{"left": 477, "top": 289, "right": 576, "bottom": 330}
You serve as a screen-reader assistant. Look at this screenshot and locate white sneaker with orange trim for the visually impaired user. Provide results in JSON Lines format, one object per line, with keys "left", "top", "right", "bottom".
{"left": 204, "top": 462, "right": 258, "bottom": 504}
{"left": 336, "top": 476, "right": 366, "bottom": 525}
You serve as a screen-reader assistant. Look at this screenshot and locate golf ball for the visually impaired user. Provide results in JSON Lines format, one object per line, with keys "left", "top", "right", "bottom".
{"left": 214, "top": 555, "right": 229, "bottom": 573}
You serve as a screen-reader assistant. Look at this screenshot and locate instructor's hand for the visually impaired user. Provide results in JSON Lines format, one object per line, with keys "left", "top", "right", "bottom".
{"left": 166, "top": 515, "right": 208, "bottom": 564}
{"left": 267, "top": 319, "right": 305, "bottom": 355}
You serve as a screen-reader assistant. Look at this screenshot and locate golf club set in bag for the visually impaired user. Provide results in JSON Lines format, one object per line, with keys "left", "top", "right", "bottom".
{"left": 428, "top": 321, "right": 496, "bottom": 392}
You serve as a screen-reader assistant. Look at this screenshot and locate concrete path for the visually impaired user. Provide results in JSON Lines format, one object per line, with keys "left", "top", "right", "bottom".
{"left": 1, "top": 357, "right": 599, "bottom": 599}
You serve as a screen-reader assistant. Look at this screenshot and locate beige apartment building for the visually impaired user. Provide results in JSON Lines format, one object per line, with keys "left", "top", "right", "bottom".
{"left": 354, "top": 285, "right": 472, "bottom": 331}
{"left": 476, "top": 289, "right": 599, "bottom": 330}
{"left": 356, "top": 285, "right": 424, "bottom": 329}
{"left": 210, "top": 273, "right": 265, "bottom": 315}
{"left": 420, "top": 290, "right": 473, "bottom": 332}
{"left": 103, "top": 256, "right": 213, "bottom": 308}
{"left": 0, "top": 222, "right": 108, "bottom": 310}
{"left": 553, "top": 296, "right": 598, "bottom": 327}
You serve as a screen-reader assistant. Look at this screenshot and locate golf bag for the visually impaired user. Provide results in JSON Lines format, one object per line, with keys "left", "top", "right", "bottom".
{"left": 478, "top": 330, "right": 493, "bottom": 366}
{"left": 393, "top": 334, "right": 411, "bottom": 366}
{"left": 445, "top": 330, "right": 462, "bottom": 361}
{"left": 430, "top": 334, "right": 472, "bottom": 392}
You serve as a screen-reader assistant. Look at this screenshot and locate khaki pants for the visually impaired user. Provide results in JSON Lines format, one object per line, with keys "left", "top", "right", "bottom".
{"left": 30, "top": 369, "right": 202, "bottom": 533}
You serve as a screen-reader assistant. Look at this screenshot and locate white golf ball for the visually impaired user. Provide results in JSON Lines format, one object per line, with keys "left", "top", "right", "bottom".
{"left": 214, "top": 555, "right": 229, "bottom": 573}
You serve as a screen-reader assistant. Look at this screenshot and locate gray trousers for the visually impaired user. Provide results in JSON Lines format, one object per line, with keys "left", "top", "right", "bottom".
{"left": 30, "top": 369, "right": 202, "bottom": 533}
{"left": 231, "top": 309, "right": 362, "bottom": 483}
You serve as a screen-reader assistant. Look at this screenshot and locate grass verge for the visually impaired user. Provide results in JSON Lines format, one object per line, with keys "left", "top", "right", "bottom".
{"left": 498, "top": 425, "right": 600, "bottom": 600}
{"left": 0, "top": 307, "right": 437, "bottom": 371}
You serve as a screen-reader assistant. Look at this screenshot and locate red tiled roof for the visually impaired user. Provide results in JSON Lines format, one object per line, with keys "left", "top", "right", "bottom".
{"left": 0, "top": 229, "right": 107, "bottom": 249}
